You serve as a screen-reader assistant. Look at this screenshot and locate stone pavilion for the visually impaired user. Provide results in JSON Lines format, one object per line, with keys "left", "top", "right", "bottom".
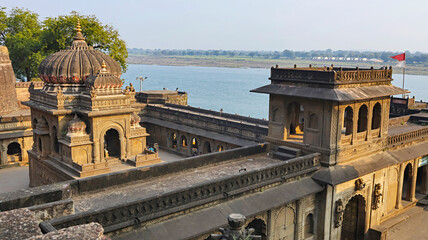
{"left": 24, "top": 21, "right": 161, "bottom": 186}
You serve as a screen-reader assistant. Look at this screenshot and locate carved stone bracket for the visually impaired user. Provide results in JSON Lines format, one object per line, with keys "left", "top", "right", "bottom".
{"left": 334, "top": 199, "right": 344, "bottom": 228}
{"left": 355, "top": 178, "right": 366, "bottom": 191}
{"left": 372, "top": 183, "right": 382, "bottom": 210}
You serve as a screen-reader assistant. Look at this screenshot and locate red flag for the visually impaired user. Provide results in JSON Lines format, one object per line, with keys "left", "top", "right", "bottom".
{"left": 390, "top": 53, "right": 405, "bottom": 61}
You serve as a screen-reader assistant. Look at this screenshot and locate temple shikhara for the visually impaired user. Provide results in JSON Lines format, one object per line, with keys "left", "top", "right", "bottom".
{"left": 0, "top": 21, "right": 427, "bottom": 240}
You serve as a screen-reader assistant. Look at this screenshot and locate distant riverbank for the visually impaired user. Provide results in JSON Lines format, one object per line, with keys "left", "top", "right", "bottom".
{"left": 127, "top": 55, "right": 428, "bottom": 76}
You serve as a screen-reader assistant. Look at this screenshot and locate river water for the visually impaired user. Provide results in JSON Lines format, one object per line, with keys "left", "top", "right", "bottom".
{"left": 122, "top": 64, "right": 428, "bottom": 119}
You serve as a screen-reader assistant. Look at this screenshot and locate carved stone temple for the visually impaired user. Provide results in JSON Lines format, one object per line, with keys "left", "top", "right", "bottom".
{"left": 24, "top": 22, "right": 161, "bottom": 186}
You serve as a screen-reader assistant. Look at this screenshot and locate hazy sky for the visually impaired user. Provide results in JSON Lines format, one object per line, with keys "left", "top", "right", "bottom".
{"left": 2, "top": 0, "right": 427, "bottom": 52}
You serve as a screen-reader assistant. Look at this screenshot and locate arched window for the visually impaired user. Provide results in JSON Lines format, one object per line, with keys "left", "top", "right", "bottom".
{"left": 7, "top": 142, "right": 21, "bottom": 162}
{"left": 344, "top": 106, "right": 353, "bottom": 135}
{"left": 304, "top": 213, "right": 314, "bottom": 237}
{"left": 181, "top": 136, "right": 188, "bottom": 148}
{"left": 246, "top": 219, "right": 267, "bottom": 240}
{"left": 217, "top": 145, "right": 224, "bottom": 152}
{"left": 288, "top": 102, "right": 304, "bottom": 135}
{"left": 372, "top": 103, "right": 382, "bottom": 130}
{"left": 104, "top": 129, "right": 120, "bottom": 158}
{"left": 191, "top": 137, "right": 198, "bottom": 156}
{"left": 357, "top": 104, "right": 368, "bottom": 133}
{"left": 308, "top": 113, "right": 318, "bottom": 129}
{"left": 203, "top": 141, "right": 211, "bottom": 154}
{"left": 171, "top": 133, "right": 177, "bottom": 149}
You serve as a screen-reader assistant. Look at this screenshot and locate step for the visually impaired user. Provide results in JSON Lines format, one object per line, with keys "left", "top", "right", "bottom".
{"left": 273, "top": 151, "right": 296, "bottom": 161}
{"left": 277, "top": 146, "right": 302, "bottom": 156}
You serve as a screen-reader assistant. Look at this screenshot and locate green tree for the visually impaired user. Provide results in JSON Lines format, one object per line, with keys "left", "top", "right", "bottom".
{"left": 0, "top": 7, "right": 43, "bottom": 81}
{"left": 0, "top": 7, "right": 128, "bottom": 80}
{"left": 41, "top": 12, "right": 128, "bottom": 72}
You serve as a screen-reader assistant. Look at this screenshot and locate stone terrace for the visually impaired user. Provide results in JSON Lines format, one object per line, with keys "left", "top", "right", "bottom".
{"left": 73, "top": 153, "right": 278, "bottom": 212}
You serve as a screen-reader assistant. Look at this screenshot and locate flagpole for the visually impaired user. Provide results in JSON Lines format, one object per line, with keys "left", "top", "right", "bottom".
{"left": 402, "top": 61, "right": 405, "bottom": 98}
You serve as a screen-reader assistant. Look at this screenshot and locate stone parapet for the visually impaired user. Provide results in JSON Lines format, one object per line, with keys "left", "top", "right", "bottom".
{"left": 146, "top": 105, "right": 268, "bottom": 143}
{"left": 43, "top": 152, "right": 320, "bottom": 233}
{"left": 270, "top": 66, "right": 393, "bottom": 85}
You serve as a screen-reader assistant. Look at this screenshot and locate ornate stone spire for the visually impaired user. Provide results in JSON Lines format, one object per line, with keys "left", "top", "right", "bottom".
{"left": 73, "top": 19, "right": 85, "bottom": 41}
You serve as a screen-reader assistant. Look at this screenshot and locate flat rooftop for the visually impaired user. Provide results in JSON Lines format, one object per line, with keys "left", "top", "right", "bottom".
{"left": 388, "top": 122, "right": 428, "bottom": 136}
{"left": 73, "top": 153, "right": 280, "bottom": 212}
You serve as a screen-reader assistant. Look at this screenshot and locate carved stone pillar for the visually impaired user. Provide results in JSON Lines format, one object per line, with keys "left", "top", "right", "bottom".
{"left": 410, "top": 161, "right": 418, "bottom": 202}
{"left": 396, "top": 164, "right": 404, "bottom": 209}
{"left": 93, "top": 140, "right": 100, "bottom": 163}
{"left": 0, "top": 141, "right": 7, "bottom": 165}
{"left": 294, "top": 199, "right": 304, "bottom": 240}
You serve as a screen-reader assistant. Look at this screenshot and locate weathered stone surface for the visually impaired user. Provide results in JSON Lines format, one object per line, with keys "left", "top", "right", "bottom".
{"left": 27, "top": 222, "right": 105, "bottom": 240}
{"left": 0, "top": 208, "right": 42, "bottom": 240}
{"left": 0, "top": 46, "right": 19, "bottom": 115}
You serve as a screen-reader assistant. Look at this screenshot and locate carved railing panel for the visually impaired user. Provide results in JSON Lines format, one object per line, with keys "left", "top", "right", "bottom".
{"left": 387, "top": 127, "right": 428, "bottom": 146}
{"left": 270, "top": 67, "right": 392, "bottom": 83}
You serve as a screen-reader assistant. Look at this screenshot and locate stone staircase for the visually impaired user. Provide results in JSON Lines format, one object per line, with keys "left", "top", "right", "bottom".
{"left": 273, "top": 146, "right": 302, "bottom": 161}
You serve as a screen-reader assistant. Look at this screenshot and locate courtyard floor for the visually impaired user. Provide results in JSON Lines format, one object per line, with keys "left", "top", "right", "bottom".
{"left": 380, "top": 197, "right": 428, "bottom": 240}
{"left": 0, "top": 150, "right": 183, "bottom": 195}
{"left": 0, "top": 165, "right": 29, "bottom": 194}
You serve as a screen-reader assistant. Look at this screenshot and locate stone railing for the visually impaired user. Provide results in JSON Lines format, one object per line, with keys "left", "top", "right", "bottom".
{"left": 164, "top": 104, "right": 268, "bottom": 126}
{"left": 44, "top": 153, "right": 320, "bottom": 233}
{"left": 145, "top": 105, "right": 268, "bottom": 142}
{"left": 270, "top": 67, "right": 392, "bottom": 84}
{"left": 0, "top": 120, "right": 31, "bottom": 130}
{"left": 335, "top": 68, "right": 392, "bottom": 82}
{"left": 387, "top": 127, "right": 428, "bottom": 146}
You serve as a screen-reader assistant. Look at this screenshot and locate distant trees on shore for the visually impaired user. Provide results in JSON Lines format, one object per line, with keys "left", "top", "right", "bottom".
{"left": 129, "top": 48, "right": 428, "bottom": 65}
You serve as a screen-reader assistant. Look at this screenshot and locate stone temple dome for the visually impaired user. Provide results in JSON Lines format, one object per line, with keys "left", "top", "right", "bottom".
{"left": 85, "top": 61, "right": 123, "bottom": 89}
{"left": 38, "top": 20, "right": 121, "bottom": 84}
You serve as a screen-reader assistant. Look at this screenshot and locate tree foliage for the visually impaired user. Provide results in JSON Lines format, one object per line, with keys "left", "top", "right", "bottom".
{"left": 0, "top": 7, "right": 128, "bottom": 81}
{"left": 0, "top": 7, "right": 42, "bottom": 81}
{"left": 42, "top": 12, "right": 127, "bottom": 72}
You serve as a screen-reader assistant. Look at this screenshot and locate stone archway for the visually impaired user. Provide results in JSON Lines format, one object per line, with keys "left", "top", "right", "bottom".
{"left": 190, "top": 137, "right": 199, "bottom": 156}
{"left": 304, "top": 213, "right": 315, "bottom": 238}
{"left": 246, "top": 218, "right": 267, "bottom": 240}
{"left": 202, "top": 141, "right": 211, "bottom": 154}
{"left": 7, "top": 142, "right": 21, "bottom": 162}
{"left": 217, "top": 145, "right": 224, "bottom": 152}
{"left": 104, "top": 128, "right": 121, "bottom": 159}
{"left": 402, "top": 163, "right": 413, "bottom": 202}
{"left": 170, "top": 132, "right": 177, "bottom": 149}
{"left": 341, "top": 195, "right": 366, "bottom": 240}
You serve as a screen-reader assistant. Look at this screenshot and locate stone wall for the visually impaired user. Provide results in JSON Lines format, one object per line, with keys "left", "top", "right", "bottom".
{"left": 15, "top": 82, "right": 44, "bottom": 109}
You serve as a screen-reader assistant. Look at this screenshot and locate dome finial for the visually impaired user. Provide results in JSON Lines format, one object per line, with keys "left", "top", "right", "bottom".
{"left": 73, "top": 18, "right": 85, "bottom": 41}
{"left": 100, "top": 60, "right": 108, "bottom": 73}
